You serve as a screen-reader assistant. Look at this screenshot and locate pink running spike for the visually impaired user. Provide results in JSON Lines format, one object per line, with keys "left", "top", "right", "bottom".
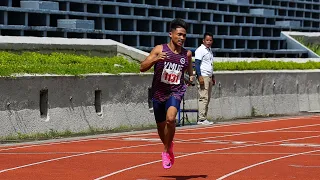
{"left": 161, "top": 152, "right": 172, "bottom": 169}
{"left": 168, "top": 141, "right": 174, "bottom": 165}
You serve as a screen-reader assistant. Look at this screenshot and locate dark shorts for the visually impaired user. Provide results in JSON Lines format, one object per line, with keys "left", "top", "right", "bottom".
{"left": 152, "top": 96, "right": 181, "bottom": 123}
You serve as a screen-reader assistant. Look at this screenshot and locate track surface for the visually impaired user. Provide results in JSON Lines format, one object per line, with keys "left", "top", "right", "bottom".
{"left": 0, "top": 115, "right": 319, "bottom": 180}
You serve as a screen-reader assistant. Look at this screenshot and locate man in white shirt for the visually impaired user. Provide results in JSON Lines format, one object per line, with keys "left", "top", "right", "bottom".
{"left": 194, "top": 32, "right": 215, "bottom": 125}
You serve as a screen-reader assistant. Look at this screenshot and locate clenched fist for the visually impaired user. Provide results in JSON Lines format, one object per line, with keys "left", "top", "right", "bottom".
{"left": 156, "top": 52, "right": 168, "bottom": 61}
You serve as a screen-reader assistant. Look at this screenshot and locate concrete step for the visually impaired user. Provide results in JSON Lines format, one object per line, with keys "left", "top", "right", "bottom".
{"left": 57, "top": 19, "right": 95, "bottom": 30}
{"left": 20, "top": 1, "right": 59, "bottom": 11}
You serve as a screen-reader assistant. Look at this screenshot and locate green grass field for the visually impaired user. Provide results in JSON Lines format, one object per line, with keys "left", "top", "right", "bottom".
{"left": 0, "top": 51, "right": 319, "bottom": 77}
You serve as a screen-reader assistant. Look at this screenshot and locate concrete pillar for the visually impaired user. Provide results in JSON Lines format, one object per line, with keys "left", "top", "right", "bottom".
{"left": 4, "top": 11, "right": 8, "bottom": 25}
{"left": 46, "top": 14, "right": 50, "bottom": 26}
{"left": 118, "top": 19, "right": 121, "bottom": 31}
{"left": 148, "top": 20, "right": 151, "bottom": 32}
{"left": 151, "top": 36, "right": 154, "bottom": 47}
{"left": 120, "top": 35, "right": 123, "bottom": 44}
{"left": 101, "top": 18, "right": 105, "bottom": 30}
{"left": 136, "top": 35, "right": 140, "bottom": 47}
{"left": 133, "top": 19, "right": 137, "bottom": 31}
{"left": 99, "top": 5, "right": 103, "bottom": 14}
{"left": 66, "top": 2, "right": 70, "bottom": 11}
{"left": 24, "top": 12, "right": 28, "bottom": 26}
{"left": 84, "top": 4, "right": 87, "bottom": 13}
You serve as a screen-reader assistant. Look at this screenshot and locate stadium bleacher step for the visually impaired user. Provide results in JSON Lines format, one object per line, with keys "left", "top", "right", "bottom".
{"left": 20, "top": 1, "right": 59, "bottom": 11}
{"left": 57, "top": 19, "right": 95, "bottom": 30}
{"left": 0, "top": 0, "right": 318, "bottom": 58}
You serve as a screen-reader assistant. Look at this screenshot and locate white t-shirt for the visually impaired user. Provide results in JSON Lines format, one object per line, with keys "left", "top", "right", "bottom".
{"left": 195, "top": 44, "right": 214, "bottom": 76}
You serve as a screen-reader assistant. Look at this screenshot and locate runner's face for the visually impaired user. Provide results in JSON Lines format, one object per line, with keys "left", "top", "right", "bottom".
{"left": 170, "top": 27, "right": 186, "bottom": 47}
{"left": 203, "top": 35, "right": 213, "bottom": 48}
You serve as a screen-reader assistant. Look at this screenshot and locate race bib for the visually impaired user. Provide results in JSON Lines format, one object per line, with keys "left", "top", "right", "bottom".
{"left": 161, "top": 68, "right": 182, "bottom": 85}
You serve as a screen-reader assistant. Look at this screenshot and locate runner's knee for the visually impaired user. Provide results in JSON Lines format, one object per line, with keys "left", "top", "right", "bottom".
{"left": 166, "top": 116, "right": 176, "bottom": 125}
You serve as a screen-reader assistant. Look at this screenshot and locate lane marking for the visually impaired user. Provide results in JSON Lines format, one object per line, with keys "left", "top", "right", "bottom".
{"left": 1, "top": 116, "right": 317, "bottom": 152}
{"left": 280, "top": 143, "right": 320, "bottom": 148}
{"left": 0, "top": 133, "right": 155, "bottom": 152}
{"left": 0, "top": 143, "right": 162, "bottom": 174}
{"left": 94, "top": 135, "right": 320, "bottom": 179}
{"left": 177, "top": 123, "right": 320, "bottom": 143}
{"left": 0, "top": 121, "right": 319, "bottom": 174}
{"left": 289, "top": 165, "right": 320, "bottom": 168}
{"left": 177, "top": 131, "right": 320, "bottom": 134}
{"left": 122, "top": 138, "right": 161, "bottom": 142}
{"left": 177, "top": 116, "right": 319, "bottom": 133}
{"left": 1, "top": 118, "right": 319, "bottom": 175}
{"left": 126, "top": 123, "right": 320, "bottom": 144}
{"left": 275, "top": 131, "right": 320, "bottom": 133}
{"left": 1, "top": 152, "right": 319, "bottom": 156}
{"left": 216, "top": 150, "right": 320, "bottom": 180}
{"left": 203, "top": 140, "right": 255, "bottom": 144}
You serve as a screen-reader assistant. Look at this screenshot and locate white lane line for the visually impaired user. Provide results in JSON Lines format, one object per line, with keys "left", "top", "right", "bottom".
{"left": 113, "top": 116, "right": 310, "bottom": 138}
{"left": 173, "top": 141, "right": 320, "bottom": 149}
{"left": 177, "top": 116, "right": 319, "bottom": 133}
{"left": 1, "top": 152, "right": 320, "bottom": 156}
{"left": 0, "top": 121, "right": 319, "bottom": 174}
{"left": 0, "top": 142, "right": 162, "bottom": 174}
{"left": 280, "top": 143, "right": 320, "bottom": 148}
{"left": 128, "top": 123, "right": 320, "bottom": 144}
{"left": 0, "top": 138, "right": 101, "bottom": 152}
{"left": 0, "top": 133, "right": 154, "bottom": 152}
{"left": 177, "top": 123, "right": 320, "bottom": 143}
{"left": 289, "top": 165, "right": 320, "bottom": 168}
{"left": 202, "top": 140, "right": 256, "bottom": 144}
{"left": 216, "top": 149, "right": 320, "bottom": 180}
{"left": 177, "top": 130, "right": 320, "bottom": 134}
{"left": 176, "top": 132, "right": 238, "bottom": 134}
{"left": 0, "top": 115, "right": 317, "bottom": 152}
{"left": 122, "top": 138, "right": 161, "bottom": 142}
{"left": 93, "top": 135, "right": 320, "bottom": 180}
{"left": 274, "top": 131, "right": 320, "bottom": 133}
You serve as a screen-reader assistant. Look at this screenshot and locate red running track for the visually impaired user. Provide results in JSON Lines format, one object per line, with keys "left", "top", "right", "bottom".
{"left": 0, "top": 115, "right": 319, "bottom": 180}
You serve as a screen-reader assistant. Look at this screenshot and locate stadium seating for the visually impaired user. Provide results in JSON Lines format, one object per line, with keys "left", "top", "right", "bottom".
{"left": 0, "top": 0, "right": 319, "bottom": 57}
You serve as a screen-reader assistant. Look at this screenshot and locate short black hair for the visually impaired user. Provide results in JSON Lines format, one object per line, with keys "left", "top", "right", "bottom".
{"left": 203, "top": 32, "right": 213, "bottom": 39}
{"left": 169, "top": 18, "right": 188, "bottom": 32}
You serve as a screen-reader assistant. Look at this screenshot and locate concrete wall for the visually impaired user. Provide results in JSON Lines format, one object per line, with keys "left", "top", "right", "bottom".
{"left": 184, "top": 70, "right": 320, "bottom": 120}
{"left": 281, "top": 31, "right": 320, "bottom": 58}
{"left": 0, "top": 74, "right": 154, "bottom": 137}
{"left": 1, "top": 71, "right": 320, "bottom": 137}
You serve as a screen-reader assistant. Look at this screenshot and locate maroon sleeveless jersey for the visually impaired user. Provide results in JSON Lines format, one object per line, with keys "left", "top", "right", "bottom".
{"left": 151, "top": 44, "right": 189, "bottom": 102}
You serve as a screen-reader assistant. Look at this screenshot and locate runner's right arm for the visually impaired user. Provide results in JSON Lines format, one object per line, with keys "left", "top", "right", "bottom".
{"left": 140, "top": 45, "right": 166, "bottom": 72}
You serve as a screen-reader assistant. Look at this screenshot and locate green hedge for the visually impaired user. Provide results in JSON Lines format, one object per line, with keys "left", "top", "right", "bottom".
{"left": 214, "top": 60, "right": 320, "bottom": 71}
{"left": 0, "top": 51, "right": 319, "bottom": 76}
{"left": 0, "top": 51, "right": 141, "bottom": 76}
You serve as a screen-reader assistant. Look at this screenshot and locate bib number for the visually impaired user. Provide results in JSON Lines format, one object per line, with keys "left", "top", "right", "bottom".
{"left": 161, "top": 69, "right": 181, "bottom": 85}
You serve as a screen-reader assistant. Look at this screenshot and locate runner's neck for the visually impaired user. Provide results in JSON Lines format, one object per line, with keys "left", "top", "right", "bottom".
{"left": 167, "top": 42, "right": 182, "bottom": 54}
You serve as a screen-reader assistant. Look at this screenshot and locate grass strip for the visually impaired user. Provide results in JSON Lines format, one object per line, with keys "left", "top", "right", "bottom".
{"left": 0, "top": 51, "right": 319, "bottom": 77}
